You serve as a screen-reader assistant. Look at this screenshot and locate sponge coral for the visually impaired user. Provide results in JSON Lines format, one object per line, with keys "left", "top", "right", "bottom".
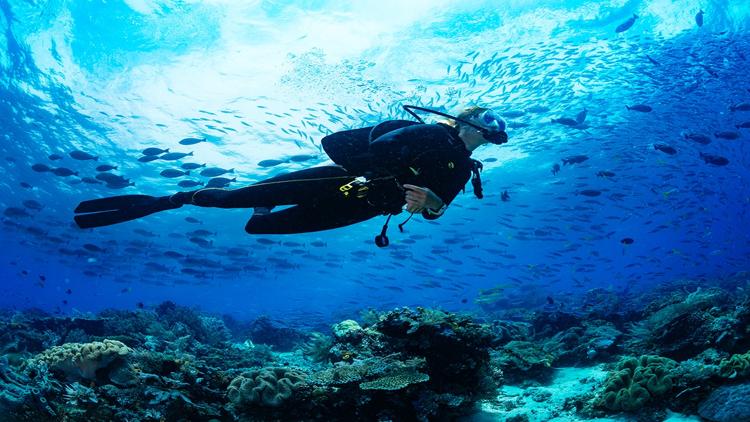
{"left": 597, "top": 355, "right": 677, "bottom": 412}
{"left": 32, "top": 339, "right": 130, "bottom": 380}
{"left": 227, "top": 367, "right": 306, "bottom": 408}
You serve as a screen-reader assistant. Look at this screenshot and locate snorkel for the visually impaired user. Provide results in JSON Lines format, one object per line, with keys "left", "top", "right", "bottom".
{"left": 402, "top": 105, "right": 509, "bottom": 145}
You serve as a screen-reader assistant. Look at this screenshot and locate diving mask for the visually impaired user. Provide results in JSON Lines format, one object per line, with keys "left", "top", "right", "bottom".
{"left": 471, "top": 110, "right": 508, "bottom": 145}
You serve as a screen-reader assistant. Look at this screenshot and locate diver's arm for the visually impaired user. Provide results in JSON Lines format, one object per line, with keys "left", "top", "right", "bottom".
{"left": 419, "top": 172, "right": 470, "bottom": 220}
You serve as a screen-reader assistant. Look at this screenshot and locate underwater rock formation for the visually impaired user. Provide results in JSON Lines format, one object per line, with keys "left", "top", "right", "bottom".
{"left": 698, "top": 383, "right": 750, "bottom": 422}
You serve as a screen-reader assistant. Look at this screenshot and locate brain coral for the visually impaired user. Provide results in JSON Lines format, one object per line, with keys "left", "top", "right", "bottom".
{"left": 597, "top": 355, "right": 677, "bottom": 412}
{"left": 227, "top": 367, "right": 307, "bottom": 408}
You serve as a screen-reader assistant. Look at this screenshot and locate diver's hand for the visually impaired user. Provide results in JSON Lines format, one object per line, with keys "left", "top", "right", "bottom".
{"left": 403, "top": 184, "right": 443, "bottom": 213}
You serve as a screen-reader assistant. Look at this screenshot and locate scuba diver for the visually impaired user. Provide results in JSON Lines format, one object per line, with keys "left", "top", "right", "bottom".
{"left": 73, "top": 105, "right": 509, "bottom": 247}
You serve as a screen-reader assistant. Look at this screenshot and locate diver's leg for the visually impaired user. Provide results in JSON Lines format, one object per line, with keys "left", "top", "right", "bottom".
{"left": 173, "top": 165, "right": 354, "bottom": 209}
{"left": 245, "top": 200, "right": 380, "bottom": 234}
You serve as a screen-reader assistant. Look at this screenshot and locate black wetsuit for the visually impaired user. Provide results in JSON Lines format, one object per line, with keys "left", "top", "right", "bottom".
{"left": 190, "top": 121, "right": 475, "bottom": 234}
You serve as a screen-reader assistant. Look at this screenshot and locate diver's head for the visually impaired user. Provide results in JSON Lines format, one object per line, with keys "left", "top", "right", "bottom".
{"left": 448, "top": 106, "right": 508, "bottom": 151}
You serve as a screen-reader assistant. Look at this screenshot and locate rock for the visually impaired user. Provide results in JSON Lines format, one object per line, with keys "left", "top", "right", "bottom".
{"left": 698, "top": 383, "right": 750, "bottom": 422}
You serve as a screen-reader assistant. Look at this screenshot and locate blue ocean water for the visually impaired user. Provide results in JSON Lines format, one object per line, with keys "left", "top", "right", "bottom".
{"left": 3, "top": 1, "right": 750, "bottom": 421}
{"left": 1, "top": 1, "right": 749, "bottom": 322}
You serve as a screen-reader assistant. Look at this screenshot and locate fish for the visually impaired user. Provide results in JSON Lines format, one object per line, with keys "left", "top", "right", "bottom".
{"left": 224, "top": 247, "right": 249, "bottom": 257}
{"left": 164, "top": 251, "right": 185, "bottom": 258}
{"left": 95, "top": 173, "right": 128, "bottom": 184}
{"left": 138, "top": 155, "right": 161, "bottom": 163}
{"left": 96, "top": 164, "right": 118, "bottom": 171}
{"left": 181, "top": 163, "right": 207, "bottom": 170}
{"left": 106, "top": 180, "right": 135, "bottom": 189}
{"left": 695, "top": 9, "right": 704, "bottom": 27}
{"left": 185, "top": 217, "right": 202, "bottom": 224}
{"left": 714, "top": 131, "right": 740, "bottom": 140}
{"left": 160, "top": 152, "right": 194, "bottom": 161}
{"left": 206, "top": 177, "right": 236, "bottom": 188}
{"left": 654, "top": 144, "right": 677, "bottom": 155}
{"left": 578, "top": 189, "right": 601, "bottom": 197}
{"left": 575, "top": 108, "right": 587, "bottom": 124}
{"left": 48, "top": 154, "right": 63, "bottom": 160}
{"left": 4, "top": 207, "right": 31, "bottom": 218}
{"left": 69, "top": 150, "right": 98, "bottom": 161}
{"left": 142, "top": 147, "right": 169, "bottom": 156}
{"left": 615, "top": 14, "right": 638, "bottom": 33}
{"left": 258, "top": 159, "right": 287, "bottom": 167}
{"left": 699, "top": 152, "right": 729, "bottom": 166}
{"left": 562, "top": 155, "right": 588, "bottom": 165}
{"left": 52, "top": 167, "right": 78, "bottom": 177}
{"left": 188, "top": 229, "right": 214, "bottom": 237}
{"left": 501, "top": 110, "right": 526, "bottom": 118}
{"left": 526, "top": 105, "right": 550, "bottom": 113}
{"left": 160, "top": 169, "right": 190, "bottom": 178}
{"left": 501, "top": 190, "right": 510, "bottom": 202}
{"left": 179, "top": 137, "right": 206, "bottom": 145}
{"left": 621, "top": 237, "right": 634, "bottom": 245}
{"left": 552, "top": 117, "right": 579, "bottom": 126}
{"left": 683, "top": 133, "right": 711, "bottom": 145}
{"left": 22, "top": 200, "right": 43, "bottom": 210}
{"left": 200, "top": 167, "right": 234, "bottom": 177}
{"left": 551, "top": 163, "right": 560, "bottom": 175}
{"left": 134, "top": 229, "right": 157, "bottom": 237}
{"left": 83, "top": 243, "right": 105, "bottom": 253}
{"left": 645, "top": 54, "right": 660, "bottom": 66}
{"left": 507, "top": 122, "right": 530, "bottom": 129}
{"left": 597, "top": 171, "right": 615, "bottom": 177}
{"left": 729, "top": 103, "right": 750, "bottom": 112}
{"left": 20, "top": 182, "right": 32, "bottom": 188}
{"left": 178, "top": 180, "right": 204, "bottom": 188}
{"left": 189, "top": 237, "right": 213, "bottom": 248}
{"left": 626, "top": 104, "right": 652, "bottom": 112}
{"left": 736, "top": 122, "right": 750, "bottom": 129}
{"left": 32, "top": 163, "right": 52, "bottom": 172}
{"left": 288, "top": 154, "right": 316, "bottom": 162}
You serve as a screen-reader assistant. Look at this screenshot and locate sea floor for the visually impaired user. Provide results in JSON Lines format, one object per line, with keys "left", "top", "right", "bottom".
{"left": 467, "top": 366, "right": 703, "bottom": 422}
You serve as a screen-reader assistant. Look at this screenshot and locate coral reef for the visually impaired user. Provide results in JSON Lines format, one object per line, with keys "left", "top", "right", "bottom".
{"left": 0, "top": 277, "right": 748, "bottom": 421}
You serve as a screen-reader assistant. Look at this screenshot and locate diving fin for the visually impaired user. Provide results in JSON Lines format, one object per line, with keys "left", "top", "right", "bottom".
{"left": 74, "top": 195, "right": 181, "bottom": 229}
{"left": 74, "top": 194, "right": 157, "bottom": 213}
